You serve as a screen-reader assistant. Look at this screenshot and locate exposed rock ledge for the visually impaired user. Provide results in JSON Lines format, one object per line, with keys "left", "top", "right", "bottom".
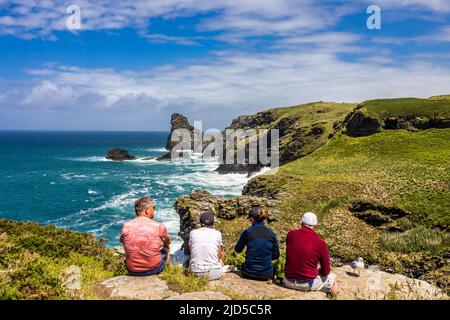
{"left": 97, "top": 265, "right": 444, "bottom": 300}
{"left": 174, "top": 190, "right": 278, "bottom": 252}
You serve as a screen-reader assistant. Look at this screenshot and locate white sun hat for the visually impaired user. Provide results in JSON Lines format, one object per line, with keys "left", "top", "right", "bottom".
{"left": 302, "top": 212, "right": 318, "bottom": 226}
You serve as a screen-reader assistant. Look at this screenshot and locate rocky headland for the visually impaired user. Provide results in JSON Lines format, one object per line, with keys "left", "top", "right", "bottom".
{"left": 172, "top": 95, "right": 450, "bottom": 295}
{"left": 1, "top": 95, "right": 449, "bottom": 300}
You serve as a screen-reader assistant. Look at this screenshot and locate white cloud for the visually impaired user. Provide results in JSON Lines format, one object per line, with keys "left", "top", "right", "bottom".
{"left": 0, "top": 0, "right": 359, "bottom": 41}
{"left": 1, "top": 0, "right": 448, "bottom": 44}
{"left": 2, "top": 45, "right": 449, "bottom": 130}
{"left": 368, "top": 0, "right": 450, "bottom": 12}
{"left": 141, "top": 33, "right": 202, "bottom": 46}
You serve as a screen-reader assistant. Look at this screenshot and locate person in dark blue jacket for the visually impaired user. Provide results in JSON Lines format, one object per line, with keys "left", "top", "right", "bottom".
{"left": 235, "top": 206, "right": 280, "bottom": 281}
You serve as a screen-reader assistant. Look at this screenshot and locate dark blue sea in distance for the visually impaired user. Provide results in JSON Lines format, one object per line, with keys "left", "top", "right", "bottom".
{"left": 0, "top": 131, "right": 249, "bottom": 251}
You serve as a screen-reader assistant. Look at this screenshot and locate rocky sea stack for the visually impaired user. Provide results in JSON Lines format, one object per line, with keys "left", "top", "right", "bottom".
{"left": 157, "top": 113, "right": 202, "bottom": 161}
{"left": 106, "top": 148, "right": 137, "bottom": 161}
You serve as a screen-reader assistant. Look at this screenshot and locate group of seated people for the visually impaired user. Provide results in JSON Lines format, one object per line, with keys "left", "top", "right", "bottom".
{"left": 120, "top": 196, "right": 339, "bottom": 295}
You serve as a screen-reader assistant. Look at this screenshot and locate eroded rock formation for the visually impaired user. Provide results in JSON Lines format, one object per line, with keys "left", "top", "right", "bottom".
{"left": 158, "top": 113, "right": 202, "bottom": 161}
{"left": 106, "top": 148, "right": 137, "bottom": 161}
{"left": 174, "top": 190, "right": 278, "bottom": 251}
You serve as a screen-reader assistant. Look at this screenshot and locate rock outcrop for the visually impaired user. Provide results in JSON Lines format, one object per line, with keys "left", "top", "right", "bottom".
{"left": 343, "top": 100, "right": 450, "bottom": 137}
{"left": 166, "top": 291, "right": 231, "bottom": 300}
{"left": 158, "top": 113, "right": 202, "bottom": 161}
{"left": 174, "top": 190, "right": 278, "bottom": 251}
{"left": 97, "top": 265, "right": 444, "bottom": 300}
{"left": 215, "top": 102, "right": 354, "bottom": 174}
{"left": 96, "top": 276, "right": 176, "bottom": 300}
{"left": 344, "top": 109, "right": 382, "bottom": 137}
{"left": 106, "top": 148, "right": 137, "bottom": 161}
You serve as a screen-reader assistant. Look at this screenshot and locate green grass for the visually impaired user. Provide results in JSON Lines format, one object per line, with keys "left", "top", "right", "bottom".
{"left": 279, "top": 129, "right": 450, "bottom": 228}
{"left": 232, "top": 128, "right": 450, "bottom": 291}
{"left": 429, "top": 95, "right": 450, "bottom": 101}
{"left": 0, "top": 219, "right": 126, "bottom": 300}
{"left": 360, "top": 98, "right": 450, "bottom": 119}
{"left": 379, "top": 226, "right": 450, "bottom": 254}
{"left": 159, "top": 264, "right": 208, "bottom": 293}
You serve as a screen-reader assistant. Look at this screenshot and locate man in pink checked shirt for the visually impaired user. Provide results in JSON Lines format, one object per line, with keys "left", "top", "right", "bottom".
{"left": 120, "top": 196, "right": 171, "bottom": 276}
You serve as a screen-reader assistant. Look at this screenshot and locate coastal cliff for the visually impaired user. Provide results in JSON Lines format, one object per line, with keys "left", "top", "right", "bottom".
{"left": 174, "top": 95, "right": 450, "bottom": 294}
{"left": 215, "top": 102, "right": 356, "bottom": 174}
{"left": 1, "top": 95, "right": 448, "bottom": 300}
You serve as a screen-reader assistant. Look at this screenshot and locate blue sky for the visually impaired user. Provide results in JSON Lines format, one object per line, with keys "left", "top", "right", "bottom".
{"left": 0, "top": 0, "right": 449, "bottom": 131}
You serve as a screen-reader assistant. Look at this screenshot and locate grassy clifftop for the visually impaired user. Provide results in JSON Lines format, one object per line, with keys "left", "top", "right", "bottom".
{"left": 239, "top": 97, "right": 450, "bottom": 291}
{"left": 218, "top": 101, "right": 356, "bottom": 173}
{"left": 360, "top": 98, "right": 450, "bottom": 119}
{"left": 176, "top": 96, "right": 450, "bottom": 292}
{"left": 0, "top": 219, "right": 125, "bottom": 299}
{"left": 343, "top": 96, "right": 450, "bottom": 137}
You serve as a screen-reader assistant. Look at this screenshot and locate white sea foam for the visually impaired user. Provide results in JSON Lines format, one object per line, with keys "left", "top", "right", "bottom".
{"left": 52, "top": 153, "right": 273, "bottom": 252}
{"left": 90, "top": 219, "right": 127, "bottom": 234}
{"left": 145, "top": 147, "right": 167, "bottom": 152}
{"left": 65, "top": 156, "right": 113, "bottom": 162}
{"left": 51, "top": 189, "right": 141, "bottom": 227}
{"left": 61, "top": 173, "right": 89, "bottom": 180}
{"left": 128, "top": 158, "right": 158, "bottom": 164}
{"left": 88, "top": 189, "right": 99, "bottom": 195}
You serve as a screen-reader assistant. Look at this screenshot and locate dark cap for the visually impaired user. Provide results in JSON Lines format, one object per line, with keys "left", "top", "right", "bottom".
{"left": 200, "top": 211, "right": 215, "bottom": 226}
{"left": 248, "top": 206, "right": 260, "bottom": 218}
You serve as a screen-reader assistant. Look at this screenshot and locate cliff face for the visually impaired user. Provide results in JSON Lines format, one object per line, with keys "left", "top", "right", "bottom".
{"left": 174, "top": 96, "right": 450, "bottom": 294}
{"left": 343, "top": 98, "right": 450, "bottom": 137}
{"left": 174, "top": 190, "right": 278, "bottom": 252}
{"left": 216, "top": 102, "right": 356, "bottom": 174}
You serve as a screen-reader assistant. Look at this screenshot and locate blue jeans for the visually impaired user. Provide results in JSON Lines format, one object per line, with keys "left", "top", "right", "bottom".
{"left": 127, "top": 249, "right": 167, "bottom": 276}
{"left": 241, "top": 269, "right": 273, "bottom": 281}
{"left": 241, "top": 265, "right": 275, "bottom": 281}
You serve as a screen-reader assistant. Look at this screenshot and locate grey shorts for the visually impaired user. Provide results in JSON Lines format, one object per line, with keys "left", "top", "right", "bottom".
{"left": 284, "top": 273, "right": 336, "bottom": 293}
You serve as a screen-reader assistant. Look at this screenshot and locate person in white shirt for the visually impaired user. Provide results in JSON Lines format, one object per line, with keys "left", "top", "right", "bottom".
{"left": 188, "top": 211, "right": 223, "bottom": 280}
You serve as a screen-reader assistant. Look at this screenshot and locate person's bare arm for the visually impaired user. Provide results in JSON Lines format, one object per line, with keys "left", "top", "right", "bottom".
{"left": 163, "top": 235, "right": 172, "bottom": 247}
{"left": 163, "top": 235, "right": 171, "bottom": 264}
{"left": 218, "top": 246, "right": 224, "bottom": 266}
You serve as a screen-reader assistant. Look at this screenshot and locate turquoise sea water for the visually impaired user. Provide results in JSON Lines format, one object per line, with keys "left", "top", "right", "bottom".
{"left": 0, "top": 131, "right": 249, "bottom": 251}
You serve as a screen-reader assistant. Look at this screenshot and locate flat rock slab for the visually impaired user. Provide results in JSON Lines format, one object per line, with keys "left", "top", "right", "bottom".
{"left": 207, "top": 273, "right": 327, "bottom": 300}
{"left": 166, "top": 291, "right": 231, "bottom": 300}
{"left": 98, "top": 276, "right": 178, "bottom": 300}
{"left": 334, "top": 266, "right": 444, "bottom": 300}
{"left": 97, "top": 266, "right": 444, "bottom": 300}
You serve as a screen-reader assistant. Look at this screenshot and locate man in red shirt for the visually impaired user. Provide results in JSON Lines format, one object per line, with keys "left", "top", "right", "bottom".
{"left": 284, "top": 212, "right": 338, "bottom": 295}
{"left": 120, "top": 196, "right": 171, "bottom": 276}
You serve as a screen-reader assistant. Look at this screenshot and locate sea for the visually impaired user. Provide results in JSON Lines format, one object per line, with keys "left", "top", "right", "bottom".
{"left": 0, "top": 131, "right": 251, "bottom": 252}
